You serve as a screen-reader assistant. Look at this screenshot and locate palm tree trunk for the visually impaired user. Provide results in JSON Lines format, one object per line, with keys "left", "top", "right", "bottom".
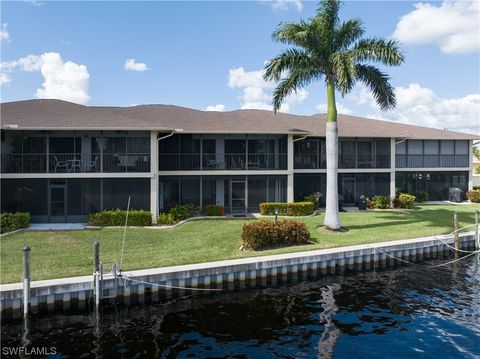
{"left": 324, "top": 82, "right": 341, "bottom": 230}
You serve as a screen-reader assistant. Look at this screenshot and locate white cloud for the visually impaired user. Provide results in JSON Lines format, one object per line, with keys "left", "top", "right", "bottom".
{"left": 264, "top": 0, "right": 302, "bottom": 12}
{"left": 124, "top": 58, "right": 148, "bottom": 72}
{"left": 1, "top": 54, "right": 42, "bottom": 72}
{"left": 392, "top": 0, "right": 480, "bottom": 54}
{"left": 349, "top": 83, "right": 480, "bottom": 134}
{"left": 1, "top": 23, "right": 10, "bottom": 42}
{"left": 316, "top": 102, "right": 354, "bottom": 115}
{"left": 1, "top": 52, "right": 90, "bottom": 104}
{"left": 0, "top": 73, "right": 11, "bottom": 85}
{"left": 24, "top": 0, "right": 42, "bottom": 6}
{"left": 227, "top": 66, "right": 309, "bottom": 112}
{"left": 205, "top": 104, "right": 226, "bottom": 112}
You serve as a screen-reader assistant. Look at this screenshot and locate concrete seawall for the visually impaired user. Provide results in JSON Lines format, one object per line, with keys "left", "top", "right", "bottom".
{"left": 1, "top": 233, "right": 477, "bottom": 320}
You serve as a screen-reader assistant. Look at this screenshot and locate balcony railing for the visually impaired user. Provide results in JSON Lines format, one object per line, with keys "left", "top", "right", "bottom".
{"left": 395, "top": 154, "right": 469, "bottom": 168}
{"left": 159, "top": 153, "right": 287, "bottom": 171}
{"left": 1, "top": 153, "right": 150, "bottom": 173}
{"left": 294, "top": 154, "right": 390, "bottom": 169}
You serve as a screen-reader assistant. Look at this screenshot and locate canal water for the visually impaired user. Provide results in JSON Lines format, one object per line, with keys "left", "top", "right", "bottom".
{"left": 2, "top": 255, "right": 479, "bottom": 358}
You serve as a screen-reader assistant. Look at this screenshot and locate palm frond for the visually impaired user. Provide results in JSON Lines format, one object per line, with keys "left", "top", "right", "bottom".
{"left": 331, "top": 51, "right": 356, "bottom": 95}
{"left": 334, "top": 18, "right": 364, "bottom": 51}
{"left": 264, "top": 49, "right": 317, "bottom": 82}
{"left": 356, "top": 64, "right": 396, "bottom": 110}
{"left": 272, "top": 21, "right": 311, "bottom": 48}
{"left": 271, "top": 68, "right": 320, "bottom": 113}
{"left": 353, "top": 38, "right": 404, "bottom": 66}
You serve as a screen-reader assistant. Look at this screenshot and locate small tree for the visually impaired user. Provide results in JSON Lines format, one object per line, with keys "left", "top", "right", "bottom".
{"left": 264, "top": 0, "right": 404, "bottom": 230}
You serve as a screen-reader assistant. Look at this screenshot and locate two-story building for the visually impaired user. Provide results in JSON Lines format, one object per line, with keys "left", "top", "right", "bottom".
{"left": 1, "top": 99, "right": 477, "bottom": 222}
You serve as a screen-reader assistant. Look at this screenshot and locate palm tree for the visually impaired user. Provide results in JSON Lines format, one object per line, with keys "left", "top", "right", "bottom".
{"left": 264, "top": 0, "right": 404, "bottom": 230}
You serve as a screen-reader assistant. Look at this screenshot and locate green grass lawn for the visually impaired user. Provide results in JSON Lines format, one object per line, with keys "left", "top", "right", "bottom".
{"left": 1, "top": 204, "right": 479, "bottom": 284}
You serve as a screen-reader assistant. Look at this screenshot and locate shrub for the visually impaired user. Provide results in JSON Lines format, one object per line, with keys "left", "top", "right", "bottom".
{"left": 168, "top": 204, "right": 190, "bottom": 222}
{"left": 466, "top": 189, "right": 480, "bottom": 203}
{"left": 157, "top": 213, "right": 175, "bottom": 225}
{"left": 0, "top": 212, "right": 30, "bottom": 234}
{"left": 87, "top": 209, "right": 152, "bottom": 226}
{"left": 416, "top": 191, "right": 428, "bottom": 203}
{"left": 185, "top": 204, "right": 201, "bottom": 217}
{"left": 473, "top": 186, "right": 480, "bottom": 191}
{"left": 370, "top": 196, "right": 391, "bottom": 209}
{"left": 303, "top": 193, "right": 322, "bottom": 208}
{"left": 242, "top": 220, "right": 310, "bottom": 250}
{"left": 259, "top": 202, "right": 315, "bottom": 216}
{"left": 397, "top": 193, "right": 416, "bottom": 209}
{"left": 206, "top": 205, "right": 224, "bottom": 216}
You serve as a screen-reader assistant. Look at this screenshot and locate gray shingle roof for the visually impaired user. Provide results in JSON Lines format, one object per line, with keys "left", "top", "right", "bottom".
{"left": 1, "top": 99, "right": 478, "bottom": 139}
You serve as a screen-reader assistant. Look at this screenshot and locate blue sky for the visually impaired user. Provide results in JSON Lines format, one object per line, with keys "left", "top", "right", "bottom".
{"left": 1, "top": 0, "right": 479, "bottom": 134}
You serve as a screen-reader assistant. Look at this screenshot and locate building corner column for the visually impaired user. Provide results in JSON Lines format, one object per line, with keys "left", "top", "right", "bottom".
{"left": 150, "top": 131, "right": 159, "bottom": 223}
{"left": 287, "top": 134, "right": 294, "bottom": 202}
{"left": 390, "top": 138, "right": 396, "bottom": 198}
{"left": 468, "top": 139, "right": 474, "bottom": 191}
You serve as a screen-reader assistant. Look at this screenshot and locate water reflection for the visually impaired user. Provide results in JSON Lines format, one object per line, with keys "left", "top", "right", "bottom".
{"left": 2, "top": 255, "right": 479, "bottom": 358}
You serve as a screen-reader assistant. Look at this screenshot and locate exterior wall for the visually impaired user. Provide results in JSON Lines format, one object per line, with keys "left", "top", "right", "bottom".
{"left": 0, "top": 178, "right": 151, "bottom": 223}
{"left": 1, "top": 130, "right": 477, "bottom": 221}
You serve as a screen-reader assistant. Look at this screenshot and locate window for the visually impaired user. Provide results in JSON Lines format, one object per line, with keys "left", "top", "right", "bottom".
{"left": 408, "top": 140, "right": 423, "bottom": 154}
{"left": 395, "top": 140, "right": 406, "bottom": 155}
{"left": 455, "top": 140, "right": 468, "bottom": 155}
{"left": 424, "top": 140, "right": 439, "bottom": 154}
{"left": 441, "top": 140, "right": 455, "bottom": 154}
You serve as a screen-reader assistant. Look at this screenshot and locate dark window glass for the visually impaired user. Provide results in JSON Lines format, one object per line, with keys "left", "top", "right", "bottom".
{"left": 294, "top": 174, "right": 326, "bottom": 205}
{"left": 103, "top": 137, "right": 126, "bottom": 154}
{"left": 24, "top": 137, "right": 47, "bottom": 153}
{"left": 181, "top": 177, "right": 200, "bottom": 206}
{"left": 202, "top": 140, "right": 216, "bottom": 154}
{"left": 395, "top": 171, "right": 468, "bottom": 201}
{"left": 1, "top": 131, "right": 23, "bottom": 153}
{"left": 127, "top": 137, "right": 149, "bottom": 154}
{"left": 162, "top": 177, "right": 180, "bottom": 210}
{"left": 202, "top": 178, "right": 216, "bottom": 208}
{"left": 225, "top": 139, "right": 246, "bottom": 154}
{"left": 67, "top": 179, "right": 101, "bottom": 215}
{"left": 357, "top": 141, "right": 373, "bottom": 168}
{"left": 103, "top": 178, "right": 150, "bottom": 210}
{"left": 1, "top": 179, "right": 48, "bottom": 216}
{"left": 340, "top": 141, "right": 355, "bottom": 168}
{"left": 248, "top": 177, "right": 267, "bottom": 212}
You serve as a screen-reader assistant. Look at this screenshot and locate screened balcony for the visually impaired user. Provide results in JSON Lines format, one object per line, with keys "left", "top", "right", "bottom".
{"left": 294, "top": 137, "right": 391, "bottom": 169}
{"left": 1, "top": 130, "right": 150, "bottom": 173}
{"left": 395, "top": 140, "right": 469, "bottom": 168}
{"left": 158, "top": 134, "right": 288, "bottom": 171}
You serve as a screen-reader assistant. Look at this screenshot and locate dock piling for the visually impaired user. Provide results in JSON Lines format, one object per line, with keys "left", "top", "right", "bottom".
{"left": 453, "top": 212, "right": 459, "bottom": 257}
{"left": 22, "top": 246, "right": 31, "bottom": 318}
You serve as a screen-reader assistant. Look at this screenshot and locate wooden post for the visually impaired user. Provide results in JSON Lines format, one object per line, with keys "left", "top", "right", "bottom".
{"left": 23, "top": 246, "right": 31, "bottom": 317}
{"left": 453, "top": 212, "right": 459, "bottom": 258}
{"left": 475, "top": 211, "right": 479, "bottom": 250}
{"left": 93, "top": 240, "right": 100, "bottom": 273}
{"left": 93, "top": 241, "right": 101, "bottom": 308}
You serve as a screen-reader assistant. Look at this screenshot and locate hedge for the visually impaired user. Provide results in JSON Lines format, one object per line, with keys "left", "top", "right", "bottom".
{"left": 242, "top": 220, "right": 311, "bottom": 250}
{"left": 259, "top": 202, "right": 315, "bottom": 216}
{"left": 0, "top": 212, "right": 30, "bottom": 234}
{"left": 87, "top": 209, "right": 152, "bottom": 227}
{"left": 206, "top": 205, "right": 224, "bottom": 216}
{"left": 157, "top": 213, "right": 175, "bottom": 225}
{"left": 466, "top": 190, "right": 480, "bottom": 203}
{"left": 369, "top": 196, "right": 391, "bottom": 209}
{"left": 394, "top": 193, "right": 416, "bottom": 209}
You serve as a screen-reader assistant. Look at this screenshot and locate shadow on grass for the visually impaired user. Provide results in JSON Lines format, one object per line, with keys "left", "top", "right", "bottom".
{"left": 343, "top": 209, "right": 476, "bottom": 232}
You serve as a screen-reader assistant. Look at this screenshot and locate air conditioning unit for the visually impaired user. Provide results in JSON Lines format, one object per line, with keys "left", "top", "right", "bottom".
{"left": 449, "top": 187, "right": 463, "bottom": 203}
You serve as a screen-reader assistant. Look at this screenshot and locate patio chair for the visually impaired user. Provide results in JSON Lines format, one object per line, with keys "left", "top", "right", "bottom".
{"left": 84, "top": 155, "right": 98, "bottom": 172}
{"left": 53, "top": 156, "right": 69, "bottom": 173}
